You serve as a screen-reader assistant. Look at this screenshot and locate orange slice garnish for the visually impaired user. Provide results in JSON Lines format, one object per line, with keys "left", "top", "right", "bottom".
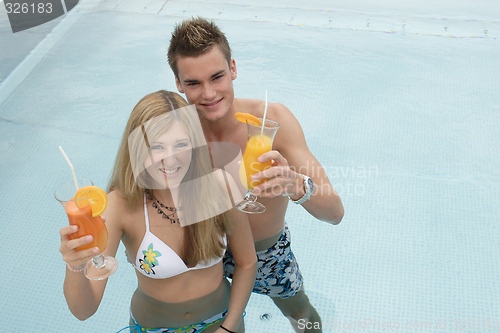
{"left": 74, "top": 186, "right": 108, "bottom": 217}
{"left": 235, "top": 112, "right": 262, "bottom": 126}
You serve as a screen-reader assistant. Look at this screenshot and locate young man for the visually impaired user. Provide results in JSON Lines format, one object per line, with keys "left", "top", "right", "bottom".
{"left": 167, "top": 17, "right": 344, "bottom": 333}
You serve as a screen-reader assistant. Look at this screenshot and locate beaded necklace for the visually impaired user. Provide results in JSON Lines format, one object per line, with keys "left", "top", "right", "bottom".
{"left": 145, "top": 190, "right": 179, "bottom": 224}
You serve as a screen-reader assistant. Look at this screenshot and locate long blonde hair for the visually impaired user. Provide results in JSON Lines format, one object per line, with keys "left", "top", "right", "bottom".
{"left": 109, "top": 90, "right": 231, "bottom": 266}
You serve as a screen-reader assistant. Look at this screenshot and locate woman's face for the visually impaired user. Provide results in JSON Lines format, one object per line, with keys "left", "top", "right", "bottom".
{"left": 143, "top": 122, "right": 193, "bottom": 189}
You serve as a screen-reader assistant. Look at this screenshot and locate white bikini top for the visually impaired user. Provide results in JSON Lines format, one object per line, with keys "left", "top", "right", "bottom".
{"left": 133, "top": 194, "right": 226, "bottom": 279}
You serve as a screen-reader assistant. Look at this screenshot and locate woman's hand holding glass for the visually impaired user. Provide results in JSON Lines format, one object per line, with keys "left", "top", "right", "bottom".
{"left": 59, "top": 224, "right": 101, "bottom": 272}
{"left": 55, "top": 179, "right": 118, "bottom": 280}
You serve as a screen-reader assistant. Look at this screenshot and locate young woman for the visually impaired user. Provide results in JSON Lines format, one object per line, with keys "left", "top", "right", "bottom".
{"left": 59, "top": 90, "right": 257, "bottom": 333}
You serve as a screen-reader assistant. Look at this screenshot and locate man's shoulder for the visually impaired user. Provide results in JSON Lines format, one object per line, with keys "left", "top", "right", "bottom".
{"left": 234, "top": 98, "right": 262, "bottom": 113}
{"left": 234, "top": 98, "right": 293, "bottom": 119}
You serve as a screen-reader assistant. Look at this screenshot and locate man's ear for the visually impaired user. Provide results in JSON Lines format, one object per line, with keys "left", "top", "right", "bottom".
{"left": 175, "top": 77, "right": 184, "bottom": 93}
{"left": 230, "top": 59, "right": 237, "bottom": 80}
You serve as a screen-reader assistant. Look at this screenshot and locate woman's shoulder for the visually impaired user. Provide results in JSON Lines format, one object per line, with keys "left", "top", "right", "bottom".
{"left": 106, "top": 189, "right": 142, "bottom": 221}
{"left": 107, "top": 189, "right": 127, "bottom": 205}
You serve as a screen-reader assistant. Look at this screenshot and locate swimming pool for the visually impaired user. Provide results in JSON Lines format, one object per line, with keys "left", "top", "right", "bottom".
{"left": 0, "top": 0, "right": 499, "bottom": 331}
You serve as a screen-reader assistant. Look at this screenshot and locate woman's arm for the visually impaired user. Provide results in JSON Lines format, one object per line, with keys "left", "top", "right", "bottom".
{"left": 222, "top": 206, "right": 257, "bottom": 331}
{"left": 59, "top": 191, "right": 123, "bottom": 320}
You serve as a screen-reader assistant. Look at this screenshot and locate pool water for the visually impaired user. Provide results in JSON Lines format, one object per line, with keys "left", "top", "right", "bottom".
{"left": 0, "top": 0, "right": 499, "bottom": 332}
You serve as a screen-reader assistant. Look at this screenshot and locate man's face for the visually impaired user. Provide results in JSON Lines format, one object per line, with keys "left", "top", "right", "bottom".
{"left": 175, "top": 46, "right": 237, "bottom": 122}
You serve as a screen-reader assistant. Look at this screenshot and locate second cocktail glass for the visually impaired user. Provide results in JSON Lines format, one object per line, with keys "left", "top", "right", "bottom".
{"left": 55, "top": 179, "right": 118, "bottom": 280}
{"left": 236, "top": 119, "right": 280, "bottom": 214}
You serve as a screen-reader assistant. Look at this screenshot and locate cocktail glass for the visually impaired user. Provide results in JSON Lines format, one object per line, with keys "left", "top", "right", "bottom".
{"left": 235, "top": 119, "right": 280, "bottom": 214}
{"left": 55, "top": 179, "right": 118, "bottom": 280}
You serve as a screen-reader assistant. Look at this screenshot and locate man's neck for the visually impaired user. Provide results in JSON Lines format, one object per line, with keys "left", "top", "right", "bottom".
{"left": 200, "top": 103, "right": 240, "bottom": 143}
{"left": 201, "top": 119, "right": 229, "bottom": 143}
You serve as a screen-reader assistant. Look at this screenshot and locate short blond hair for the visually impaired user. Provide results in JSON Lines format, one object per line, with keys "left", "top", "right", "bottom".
{"left": 167, "top": 17, "right": 232, "bottom": 78}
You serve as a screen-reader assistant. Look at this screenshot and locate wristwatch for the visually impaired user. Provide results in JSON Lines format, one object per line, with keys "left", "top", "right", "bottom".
{"left": 289, "top": 174, "right": 314, "bottom": 205}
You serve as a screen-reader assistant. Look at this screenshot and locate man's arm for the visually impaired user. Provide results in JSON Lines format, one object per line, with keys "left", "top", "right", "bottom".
{"left": 252, "top": 102, "right": 344, "bottom": 224}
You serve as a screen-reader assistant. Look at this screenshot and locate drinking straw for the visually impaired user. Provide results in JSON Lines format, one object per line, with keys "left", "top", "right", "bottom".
{"left": 260, "top": 90, "right": 268, "bottom": 135}
{"left": 58, "top": 145, "right": 80, "bottom": 190}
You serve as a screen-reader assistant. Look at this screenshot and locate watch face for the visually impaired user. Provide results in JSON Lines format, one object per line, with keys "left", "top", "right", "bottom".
{"left": 307, "top": 177, "right": 314, "bottom": 190}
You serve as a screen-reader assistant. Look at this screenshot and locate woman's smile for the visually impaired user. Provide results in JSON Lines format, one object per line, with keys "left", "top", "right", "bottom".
{"left": 159, "top": 166, "right": 181, "bottom": 178}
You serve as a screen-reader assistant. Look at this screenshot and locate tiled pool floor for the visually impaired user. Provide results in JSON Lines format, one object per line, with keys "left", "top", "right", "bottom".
{"left": 0, "top": 1, "right": 499, "bottom": 332}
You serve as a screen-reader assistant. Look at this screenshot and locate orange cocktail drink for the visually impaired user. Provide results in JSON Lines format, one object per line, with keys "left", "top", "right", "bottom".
{"left": 55, "top": 176, "right": 117, "bottom": 280}
{"left": 56, "top": 179, "right": 109, "bottom": 253}
{"left": 234, "top": 115, "right": 279, "bottom": 214}
{"left": 65, "top": 200, "right": 108, "bottom": 252}
{"left": 239, "top": 134, "right": 274, "bottom": 190}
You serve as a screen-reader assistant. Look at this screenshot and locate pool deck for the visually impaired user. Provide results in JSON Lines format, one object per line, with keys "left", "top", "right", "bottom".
{"left": 2, "top": 0, "right": 499, "bottom": 84}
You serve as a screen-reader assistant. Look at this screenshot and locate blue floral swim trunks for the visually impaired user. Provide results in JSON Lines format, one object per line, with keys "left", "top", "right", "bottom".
{"left": 223, "top": 223, "right": 304, "bottom": 299}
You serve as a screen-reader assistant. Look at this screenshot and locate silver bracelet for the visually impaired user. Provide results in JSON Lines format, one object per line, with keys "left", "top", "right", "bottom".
{"left": 66, "top": 262, "right": 85, "bottom": 273}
